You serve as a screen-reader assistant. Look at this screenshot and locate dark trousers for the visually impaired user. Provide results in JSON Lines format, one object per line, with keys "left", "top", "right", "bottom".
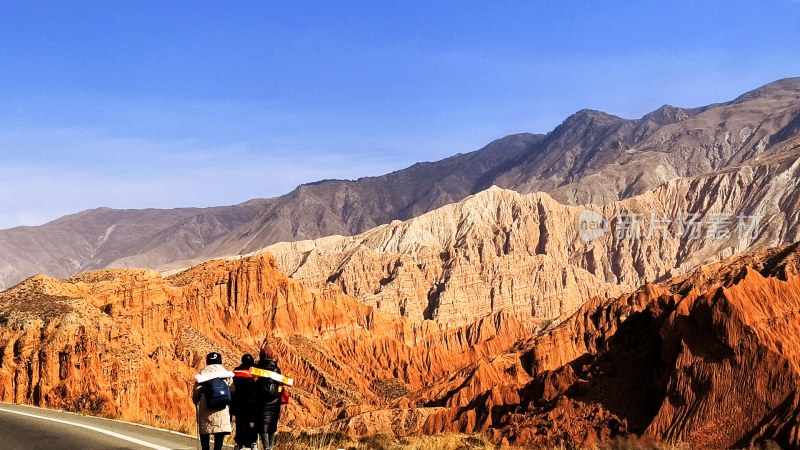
{"left": 259, "top": 431, "right": 276, "bottom": 450}
{"left": 200, "top": 432, "right": 225, "bottom": 450}
{"left": 234, "top": 415, "right": 258, "bottom": 446}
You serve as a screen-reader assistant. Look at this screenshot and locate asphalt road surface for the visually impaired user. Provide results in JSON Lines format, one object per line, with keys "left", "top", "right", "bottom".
{"left": 0, "top": 402, "right": 210, "bottom": 450}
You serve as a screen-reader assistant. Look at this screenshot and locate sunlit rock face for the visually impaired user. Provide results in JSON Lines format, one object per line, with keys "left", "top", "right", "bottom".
{"left": 0, "top": 254, "right": 531, "bottom": 433}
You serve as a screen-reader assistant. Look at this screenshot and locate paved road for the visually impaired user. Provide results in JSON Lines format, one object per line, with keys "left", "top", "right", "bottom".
{"left": 0, "top": 402, "right": 209, "bottom": 450}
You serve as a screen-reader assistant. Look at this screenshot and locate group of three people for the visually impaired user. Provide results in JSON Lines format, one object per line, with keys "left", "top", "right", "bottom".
{"left": 192, "top": 346, "right": 284, "bottom": 450}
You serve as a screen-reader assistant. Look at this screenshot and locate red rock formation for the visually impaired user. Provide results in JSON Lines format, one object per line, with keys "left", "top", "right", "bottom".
{"left": 418, "top": 243, "right": 800, "bottom": 448}
{"left": 0, "top": 254, "right": 530, "bottom": 434}
{"left": 4, "top": 243, "right": 800, "bottom": 448}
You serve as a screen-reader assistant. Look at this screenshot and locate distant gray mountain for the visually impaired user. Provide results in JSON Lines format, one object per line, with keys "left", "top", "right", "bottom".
{"left": 1, "top": 77, "right": 799, "bottom": 289}
{"left": 0, "top": 134, "right": 542, "bottom": 288}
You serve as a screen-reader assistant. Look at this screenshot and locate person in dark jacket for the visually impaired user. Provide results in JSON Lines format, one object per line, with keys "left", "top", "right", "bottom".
{"left": 254, "top": 346, "right": 283, "bottom": 450}
{"left": 232, "top": 354, "right": 258, "bottom": 450}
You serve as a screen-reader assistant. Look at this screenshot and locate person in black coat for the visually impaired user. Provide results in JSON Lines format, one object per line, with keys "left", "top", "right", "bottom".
{"left": 255, "top": 346, "right": 283, "bottom": 450}
{"left": 231, "top": 354, "right": 258, "bottom": 450}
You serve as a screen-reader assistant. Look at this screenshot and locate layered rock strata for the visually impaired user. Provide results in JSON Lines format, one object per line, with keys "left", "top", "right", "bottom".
{"left": 265, "top": 151, "right": 800, "bottom": 326}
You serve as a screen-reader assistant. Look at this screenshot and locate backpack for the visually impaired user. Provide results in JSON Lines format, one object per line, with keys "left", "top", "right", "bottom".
{"left": 280, "top": 387, "right": 290, "bottom": 404}
{"left": 204, "top": 377, "right": 232, "bottom": 410}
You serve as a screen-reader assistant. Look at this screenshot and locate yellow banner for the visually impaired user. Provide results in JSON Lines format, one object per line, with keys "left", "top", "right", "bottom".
{"left": 250, "top": 367, "right": 294, "bottom": 386}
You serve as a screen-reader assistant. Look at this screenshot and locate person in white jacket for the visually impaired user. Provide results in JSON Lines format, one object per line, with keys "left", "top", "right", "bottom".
{"left": 192, "top": 352, "right": 235, "bottom": 450}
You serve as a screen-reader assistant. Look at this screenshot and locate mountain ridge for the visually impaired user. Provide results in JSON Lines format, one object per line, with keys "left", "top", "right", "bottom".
{"left": 262, "top": 147, "right": 800, "bottom": 327}
{"left": 2, "top": 77, "right": 800, "bottom": 289}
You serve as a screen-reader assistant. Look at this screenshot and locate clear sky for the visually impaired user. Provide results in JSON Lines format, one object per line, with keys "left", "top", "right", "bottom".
{"left": 1, "top": 1, "right": 799, "bottom": 229}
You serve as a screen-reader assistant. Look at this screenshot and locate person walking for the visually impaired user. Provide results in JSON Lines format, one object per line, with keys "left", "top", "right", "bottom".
{"left": 254, "top": 345, "right": 283, "bottom": 450}
{"left": 232, "top": 354, "right": 259, "bottom": 450}
{"left": 192, "top": 352, "right": 235, "bottom": 450}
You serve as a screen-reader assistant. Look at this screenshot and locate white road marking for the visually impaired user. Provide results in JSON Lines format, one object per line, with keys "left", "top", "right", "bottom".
{"left": 0, "top": 407, "right": 177, "bottom": 450}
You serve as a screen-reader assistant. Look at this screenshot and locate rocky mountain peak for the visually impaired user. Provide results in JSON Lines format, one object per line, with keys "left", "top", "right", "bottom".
{"left": 731, "top": 76, "right": 800, "bottom": 103}
{"left": 556, "top": 108, "right": 625, "bottom": 131}
{"left": 640, "top": 104, "right": 693, "bottom": 125}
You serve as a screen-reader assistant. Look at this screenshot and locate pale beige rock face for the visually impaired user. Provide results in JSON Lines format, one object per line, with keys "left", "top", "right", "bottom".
{"left": 265, "top": 151, "right": 800, "bottom": 326}
{"left": 266, "top": 187, "right": 629, "bottom": 327}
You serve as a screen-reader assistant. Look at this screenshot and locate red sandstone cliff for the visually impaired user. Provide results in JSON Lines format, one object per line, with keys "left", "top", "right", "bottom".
{"left": 3, "top": 244, "right": 800, "bottom": 448}
{"left": 0, "top": 254, "right": 529, "bottom": 433}
{"left": 416, "top": 243, "right": 800, "bottom": 448}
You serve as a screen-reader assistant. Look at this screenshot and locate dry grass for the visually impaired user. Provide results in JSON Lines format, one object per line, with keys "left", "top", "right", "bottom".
{"left": 593, "top": 437, "right": 692, "bottom": 450}
{"left": 109, "top": 416, "right": 785, "bottom": 450}
{"left": 269, "top": 434, "right": 784, "bottom": 450}
{"left": 134, "top": 414, "right": 197, "bottom": 436}
{"left": 592, "top": 437, "right": 782, "bottom": 450}
{"left": 272, "top": 432, "right": 499, "bottom": 450}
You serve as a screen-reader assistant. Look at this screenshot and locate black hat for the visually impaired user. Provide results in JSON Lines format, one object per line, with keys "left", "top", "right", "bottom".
{"left": 241, "top": 353, "right": 254, "bottom": 366}
{"left": 206, "top": 352, "right": 222, "bottom": 365}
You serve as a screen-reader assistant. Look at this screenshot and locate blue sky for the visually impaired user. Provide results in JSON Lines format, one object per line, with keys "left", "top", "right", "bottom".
{"left": 1, "top": 1, "right": 799, "bottom": 229}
